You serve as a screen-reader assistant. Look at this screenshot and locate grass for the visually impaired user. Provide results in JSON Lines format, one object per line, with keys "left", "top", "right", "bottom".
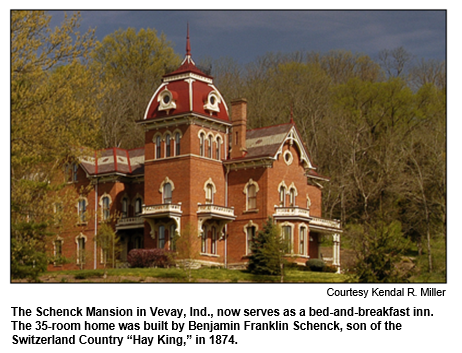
{"left": 36, "top": 267, "right": 348, "bottom": 283}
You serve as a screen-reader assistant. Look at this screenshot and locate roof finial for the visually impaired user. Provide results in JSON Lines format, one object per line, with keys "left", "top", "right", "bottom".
{"left": 186, "top": 23, "right": 191, "bottom": 56}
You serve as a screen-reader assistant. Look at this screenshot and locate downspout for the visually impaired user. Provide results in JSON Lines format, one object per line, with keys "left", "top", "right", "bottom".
{"left": 94, "top": 178, "right": 98, "bottom": 269}
{"left": 224, "top": 127, "right": 229, "bottom": 269}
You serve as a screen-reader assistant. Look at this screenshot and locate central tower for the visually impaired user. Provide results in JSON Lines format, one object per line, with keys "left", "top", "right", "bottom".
{"left": 137, "top": 27, "right": 235, "bottom": 261}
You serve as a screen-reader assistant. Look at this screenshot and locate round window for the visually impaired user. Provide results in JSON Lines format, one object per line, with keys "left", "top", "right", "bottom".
{"left": 163, "top": 94, "right": 170, "bottom": 104}
{"left": 210, "top": 96, "right": 216, "bottom": 105}
{"left": 283, "top": 151, "right": 293, "bottom": 165}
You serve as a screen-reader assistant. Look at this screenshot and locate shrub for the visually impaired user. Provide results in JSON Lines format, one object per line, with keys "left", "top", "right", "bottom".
{"left": 324, "top": 265, "right": 338, "bottom": 273}
{"left": 306, "top": 259, "right": 326, "bottom": 272}
{"left": 127, "top": 249, "right": 175, "bottom": 268}
{"left": 247, "top": 218, "right": 285, "bottom": 276}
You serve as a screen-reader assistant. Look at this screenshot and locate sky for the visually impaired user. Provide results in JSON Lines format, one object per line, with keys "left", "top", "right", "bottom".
{"left": 48, "top": 10, "right": 446, "bottom": 65}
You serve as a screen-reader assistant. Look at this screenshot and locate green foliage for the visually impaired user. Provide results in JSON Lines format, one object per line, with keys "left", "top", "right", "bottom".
{"left": 11, "top": 11, "right": 98, "bottom": 279}
{"left": 306, "top": 259, "right": 326, "bottom": 272}
{"left": 11, "top": 221, "right": 50, "bottom": 280}
{"left": 22, "top": 267, "right": 348, "bottom": 283}
{"left": 349, "top": 221, "right": 411, "bottom": 282}
{"left": 247, "top": 218, "right": 286, "bottom": 276}
{"left": 90, "top": 27, "right": 181, "bottom": 149}
{"left": 95, "top": 223, "right": 121, "bottom": 268}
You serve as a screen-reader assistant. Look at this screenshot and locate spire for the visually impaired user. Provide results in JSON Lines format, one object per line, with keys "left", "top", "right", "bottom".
{"left": 180, "top": 23, "right": 195, "bottom": 66}
{"left": 186, "top": 23, "right": 191, "bottom": 56}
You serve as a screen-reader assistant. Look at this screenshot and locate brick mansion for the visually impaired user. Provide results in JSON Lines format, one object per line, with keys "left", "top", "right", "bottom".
{"left": 50, "top": 33, "right": 342, "bottom": 271}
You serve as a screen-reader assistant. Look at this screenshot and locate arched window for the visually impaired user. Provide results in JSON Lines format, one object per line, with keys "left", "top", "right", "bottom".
{"left": 244, "top": 179, "right": 259, "bottom": 211}
{"left": 163, "top": 183, "right": 172, "bottom": 204}
{"left": 122, "top": 198, "right": 128, "bottom": 218}
{"left": 135, "top": 198, "right": 142, "bottom": 216}
{"left": 299, "top": 226, "right": 307, "bottom": 255}
{"left": 76, "top": 234, "right": 87, "bottom": 265}
{"left": 158, "top": 225, "right": 165, "bottom": 248}
{"left": 165, "top": 134, "right": 171, "bottom": 157}
{"left": 216, "top": 136, "right": 221, "bottom": 160}
{"left": 200, "top": 132, "right": 205, "bottom": 156}
{"left": 101, "top": 196, "right": 111, "bottom": 221}
{"left": 247, "top": 184, "right": 257, "bottom": 210}
{"left": 211, "top": 226, "right": 217, "bottom": 254}
{"left": 246, "top": 225, "right": 256, "bottom": 255}
{"left": 205, "top": 184, "right": 214, "bottom": 204}
{"left": 78, "top": 198, "right": 87, "bottom": 223}
{"left": 279, "top": 186, "right": 286, "bottom": 207}
{"left": 289, "top": 187, "right": 296, "bottom": 207}
{"left": 208, "top": 135, "right": 213, "bottom": 158}
{"left": 282, "top": 225, "right": 292, "bottom": 253}
{"left": 156, "top": 136, "right": 161, "bottom": 159}
{"left": 175, "top": 132, "right": 181, "bottom": 156}
{"left": 54, "top": 238, "right": 63, "bottom": 260}
{"left": 201, "top": 229, "right": 207, "bottom": 253}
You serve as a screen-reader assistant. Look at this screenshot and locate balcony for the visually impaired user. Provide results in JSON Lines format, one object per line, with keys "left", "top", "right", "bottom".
{"left": 141, "top": 203, "right": 182, "bottom": 218}
{"left": 273, "top": 206, "right": 311, "bottom": 221}
{"left": 115, "top": 216, "right": 144, "bottom": 230}
{"left": 197, "top": 204, "right": 236, "bottom": 220}
{"left": 310, "top": 216, "right": 341, "bottom": 233}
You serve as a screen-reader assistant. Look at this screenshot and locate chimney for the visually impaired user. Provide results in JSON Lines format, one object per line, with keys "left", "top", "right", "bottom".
{"left": 230, "top": 98, "right": 248, "bottom": 159}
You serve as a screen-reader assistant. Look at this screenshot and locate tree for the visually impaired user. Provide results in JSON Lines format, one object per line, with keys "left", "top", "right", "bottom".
{"left": 11, "top": 11, "right": 98, "bottom": 279}
{"left": 378, "top": 46, "right": 414, "bottom": 78}
{"left": 90, "top": 28, "right": 181, "bottom": 149}
{"left": 349, "top": 221, "right": 411, "bottom": 282}
{"left": 96, "top": 223, "right": 120, "bottom": 269}
{"left": 247, "top": 218, "right": 286, "bottom": 278}
{"left": 174, "top": 223, "right": 200, "bottom": 282}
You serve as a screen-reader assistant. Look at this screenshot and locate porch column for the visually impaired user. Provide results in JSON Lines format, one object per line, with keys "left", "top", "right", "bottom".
{"left": 332, "top": 233, "right": 341, "bottom": 273}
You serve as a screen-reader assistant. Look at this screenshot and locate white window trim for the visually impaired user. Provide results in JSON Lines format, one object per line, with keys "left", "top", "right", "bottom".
{"left": 159, "top": 177, "right": 175, "bottom": 194}
{"left": 280, "top": 221, "right": 294, "bottom": 254}
{"left": 158, "top": 88, "right": 177, "bottom": 112}
{"left": 203, "top": 178, "right": 217, "bottom": 204}
{"left": 306, "top": 193, "right": 311, "bottom": 208}
{"left": 172, "top": 129, "right": 183, "bottom": 156}
{"left": 75, "top": 233, "right": 88, "bottom": 265}
{"left": 243, "top": 179, "right": 259, "bottom": 211}
{"left": 298, "top": 224, "right": 308, "bottom": 256}
{"left": 53, "top": 236, "right": 64, "bottom": 261}
{"left": 278, "top": 180, "right": 288, "bottom": 206}
{"left": 153, "top": 133, "right": 163, "bottom": 159}
{"left": 76, "top": 196, "right": 88, "bottom": 224}
{"left": 99, "top": 193, "right": 112, "bottom": 221}
{"left": 283, "top": 150, "right": 293, "bottom": 165}
{"left": 198, "top": 130, "right": 206, "bottom": 157}
{"left": 288, "top": 182, "right": 298, "bottom": 207}
{"left": 203, "top": 91, "right": 221, "bottom": 113}
{"left": 132, "top": 194, "right": 144, "bottom": 216}
{"left": 164, "top": 132, "right": 172, "bottom": 158}
{"left": 244, "top": 221, "right": 259, "bottom": 255}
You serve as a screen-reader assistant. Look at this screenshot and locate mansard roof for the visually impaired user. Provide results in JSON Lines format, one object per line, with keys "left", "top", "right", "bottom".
{"left": 142, "top": 29, "right": 229, "bottom": 123}
{"left": 79, "top": 147, "right": 144, "bottom": 177}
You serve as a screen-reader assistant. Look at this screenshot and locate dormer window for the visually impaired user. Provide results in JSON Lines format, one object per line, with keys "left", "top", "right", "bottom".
{"left": 203, "top": 91, "right": 221, "bottom": 113}
{"left": 158, "top": 89, "right": 176, "bottom": 112}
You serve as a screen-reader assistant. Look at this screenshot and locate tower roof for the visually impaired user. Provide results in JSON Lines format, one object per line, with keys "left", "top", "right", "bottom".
{"left": 143, "top": 26, "right": 229, "bottom": 122}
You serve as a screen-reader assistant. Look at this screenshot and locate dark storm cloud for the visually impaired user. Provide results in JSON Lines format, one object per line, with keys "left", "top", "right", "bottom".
{"left": 50, "top": 10, "right": 445, "bottom": 62}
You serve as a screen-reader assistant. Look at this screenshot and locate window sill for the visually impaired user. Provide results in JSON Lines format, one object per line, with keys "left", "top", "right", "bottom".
{"left": 243, "top": 209, "right": 259, "bottom": 214}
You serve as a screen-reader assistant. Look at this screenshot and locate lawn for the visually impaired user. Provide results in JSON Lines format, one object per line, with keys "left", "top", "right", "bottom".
{"left": 30, "top": 267, "right": 348, "bottom": 283}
